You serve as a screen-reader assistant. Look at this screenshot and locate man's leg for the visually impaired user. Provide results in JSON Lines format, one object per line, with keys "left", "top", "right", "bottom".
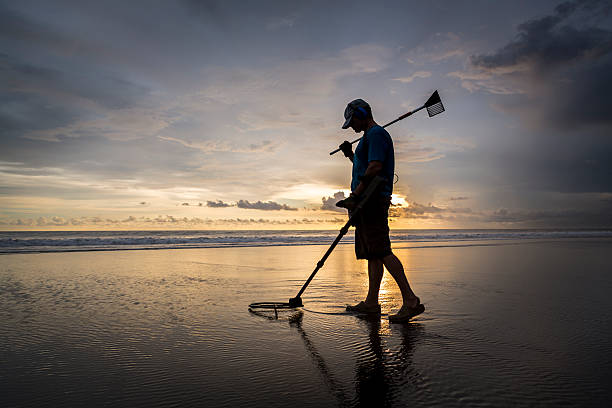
{"left": 382, "top": 253, "right": 419, "bottom": 308}
{"left": 365, "top": 258, "right": 384, "bottom": 305}
{"left": 346, "top": 258, "right": 383, "bottom": 313}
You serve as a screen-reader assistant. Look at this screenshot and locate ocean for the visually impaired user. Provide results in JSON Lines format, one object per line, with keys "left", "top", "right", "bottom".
{"left": 2, "top": 228, "right": 611, "bottom": 254}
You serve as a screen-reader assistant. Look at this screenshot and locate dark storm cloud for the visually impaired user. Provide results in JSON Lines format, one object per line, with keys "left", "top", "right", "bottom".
{"left": 236, "top": 200, "right": 297, "bottom": 211}
{"left": 469, "top": 0, "right": 612, "bottom": 128}
{"left": 471, "top": 0, "right": 612, "bottom": 72}
{"left": 456, "top": 0, "right": 612, "bottom": 197}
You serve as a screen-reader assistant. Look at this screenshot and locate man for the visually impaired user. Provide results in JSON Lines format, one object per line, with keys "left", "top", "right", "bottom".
{"left": 336, "top": 98, "right": 424, "bottom": 322}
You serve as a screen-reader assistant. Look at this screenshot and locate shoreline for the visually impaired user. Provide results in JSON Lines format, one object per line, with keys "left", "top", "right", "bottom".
{"left": 2, "top": 235, "right": 611, "bottom": 256}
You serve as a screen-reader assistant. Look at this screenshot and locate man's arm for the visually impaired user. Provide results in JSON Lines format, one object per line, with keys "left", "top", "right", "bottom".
{"left": 352, "top": 160, "right": 382, "bottom": 197}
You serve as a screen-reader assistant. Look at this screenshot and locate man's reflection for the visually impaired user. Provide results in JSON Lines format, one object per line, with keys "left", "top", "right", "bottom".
{"left": 288, "top": 312, "right": 423, "bottom": 407}
{"left": 354, "top": 315, "right": 387, "bottom": 406}
{"left": 354, "top": 315, "right": 424, "bottom": 406}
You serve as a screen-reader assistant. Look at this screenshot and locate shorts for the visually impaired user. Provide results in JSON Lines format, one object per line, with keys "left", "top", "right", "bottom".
{"left": 354, "top": 195, "right": 392, "bottom": 260}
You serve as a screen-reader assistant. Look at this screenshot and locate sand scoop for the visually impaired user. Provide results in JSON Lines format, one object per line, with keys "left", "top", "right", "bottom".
{"left": 329, "top": 90, "right": 445, "bottom": 155}
{"left": 248, "top": 177, "right": 385, "bottom": 311}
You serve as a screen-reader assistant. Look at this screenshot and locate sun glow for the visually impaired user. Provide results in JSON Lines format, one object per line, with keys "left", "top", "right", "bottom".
{"left": 391, "top": 194, "right": 409, "bottom": 207}
{"left": 271, "top": 184, "right": 350, "bottom": 204}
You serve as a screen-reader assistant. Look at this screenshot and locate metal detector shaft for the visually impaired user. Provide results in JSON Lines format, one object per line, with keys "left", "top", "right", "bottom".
{"left": 292, "top": 220, "right": 350, "bottom": 300}
{"left": 329, "top": 105, "right": 426, "bottom": 155}
{"left": 291, "top": 177, "right": 384, "bottom": 302}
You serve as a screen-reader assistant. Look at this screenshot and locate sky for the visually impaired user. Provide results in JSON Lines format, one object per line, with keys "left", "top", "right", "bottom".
{"left": 1, "top": 0, "right": 612, "bottom": 230}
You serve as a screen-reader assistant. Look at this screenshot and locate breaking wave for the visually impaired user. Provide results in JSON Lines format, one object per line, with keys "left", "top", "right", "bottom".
{"left": 1, "top": 229, "right": 611, "bottom": 254}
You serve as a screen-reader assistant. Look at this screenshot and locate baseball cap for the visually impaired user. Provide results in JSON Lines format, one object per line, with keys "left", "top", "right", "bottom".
{"left": 342, "top": 99, "right": 370, "bottom": 129}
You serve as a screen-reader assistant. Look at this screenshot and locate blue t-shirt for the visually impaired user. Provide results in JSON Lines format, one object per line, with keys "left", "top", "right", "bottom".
{"left": 351, "top": 125, "right": 394, "bottom": 197}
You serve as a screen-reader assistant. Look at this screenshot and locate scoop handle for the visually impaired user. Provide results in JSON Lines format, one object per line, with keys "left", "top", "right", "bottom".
{"left": 329, "top": 104, "right": 425, "bottom": 155}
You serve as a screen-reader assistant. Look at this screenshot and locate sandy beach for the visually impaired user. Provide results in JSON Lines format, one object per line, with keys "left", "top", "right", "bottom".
{"left": 2, "top": 237, "right": 612, "bottom": 407}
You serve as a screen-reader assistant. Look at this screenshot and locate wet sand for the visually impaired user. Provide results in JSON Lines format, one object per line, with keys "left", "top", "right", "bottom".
{"left": 2, "top": 238, "right": 612, "bottom": 407}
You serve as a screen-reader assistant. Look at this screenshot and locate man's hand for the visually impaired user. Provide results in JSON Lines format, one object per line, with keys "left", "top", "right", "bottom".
{"left": 339, "top": 141, "right": 353, "bottom": 159}
{"left": 336, "top": 194, "right": 360, "bottom": 211}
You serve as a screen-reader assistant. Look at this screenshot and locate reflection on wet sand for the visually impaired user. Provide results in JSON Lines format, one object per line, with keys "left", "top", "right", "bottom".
{"left": 290, "top": 312, "right": 351, "bottom": 406}
{"left": 353, "top": 316, "right": 425, "bottom": 407}
{"left": 5, "top": 241, "right": 611, "bottom": 406}
{"left": 249, "top": 308, "right": 424, "bottom": 407}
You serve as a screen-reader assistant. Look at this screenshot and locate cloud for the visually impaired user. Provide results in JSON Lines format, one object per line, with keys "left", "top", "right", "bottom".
{"left": 207, "top": 200, "right": 231, "bottom": 208}
{"left": 3, "top": 204, "right": 610, "bottom": 228}
{"left": 1, "top": 215, "right": 346, "bottom": 227}
{"left": 392, "top": 71, "right": 432, "bottom": 83}
{"left": 482, "top": 206, "right": 612, "bottom": 227}
{"left": 3, "top": 1, "right": 609, "bottom": 230}
{"left": 215, "top": 217, "right": 345, "bottom": 225}
{"left": 320, "top": 191, "right": 346, "bottom": 212}
{"left": 0, "top": 218, "right": 34, "bottom": 226}
{"left": 1, "top": 0, "right": 398, "bottom": 209}
{"left": 266, "top": 15, "right": 297, "bottom": 31}
{"left": 393, "top": 138, "right": 449, "bottom": 163}
{"left": 444, "top": 0, "right": 612, "bottom": 197}
{"left": 402, "top": 32, "right": 466, "bottom": 65}
{"left": 35, "top": 216, "right": 69, "bottom": 226}
{"left": 158, "top": 137, "right": 283, "bottom": 154}
{"left": 470, "top": 1, "right": 612, "bottom": 74}
{"left": 0, "top": 52, "right": 152, "bottom": 141}
{"left": 454, "top": 0, "right": 612, "bottom": 128}
{"left": 236, "top": 200, "right": 297, "bottom": 211}
{"left": 449, "top": 196, "right": 469, "bottom": 201}
{"left": 388, "top": 200, "right": 477, "bottom": 220}
{"left": 446, "top": 70, "right": 522, "bottom": 95}
{"left": 385, "top": 198, "right": 612, "bottom": 227}
{"left": 339, "top": 43, "right": 394, "bottom": 73}
{"left": 390, "top": 202, "right": 445, "bottom": 218}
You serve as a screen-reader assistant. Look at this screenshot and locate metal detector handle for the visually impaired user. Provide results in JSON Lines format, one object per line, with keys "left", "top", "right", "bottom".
{"left": 344, "top": 175, "right": 386, "bottom": 225}
{"left": 329, "top": 105, "right": 426, "bottom": 155}
{"left": 292, "top": 176, "right": 385, "bottom": 300}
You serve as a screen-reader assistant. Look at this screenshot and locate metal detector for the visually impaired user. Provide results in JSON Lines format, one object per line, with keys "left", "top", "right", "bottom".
{"left": 248, "top": 176, "right": 385, "bottom": 311}
{"left": 329, "top": 90, "right": 445, "bottom": 155}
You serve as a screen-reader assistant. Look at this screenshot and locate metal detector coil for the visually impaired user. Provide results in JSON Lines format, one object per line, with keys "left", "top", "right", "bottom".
{"left": 248, "top": 177, "right": 385, "bottom": 311}
{"left": 248, "top": 297, "right": 303, "bottom": 310}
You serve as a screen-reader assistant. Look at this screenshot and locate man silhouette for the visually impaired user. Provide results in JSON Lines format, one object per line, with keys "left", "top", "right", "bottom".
{"left": 337, "top": 99, "right": 424, "bottom": 322}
